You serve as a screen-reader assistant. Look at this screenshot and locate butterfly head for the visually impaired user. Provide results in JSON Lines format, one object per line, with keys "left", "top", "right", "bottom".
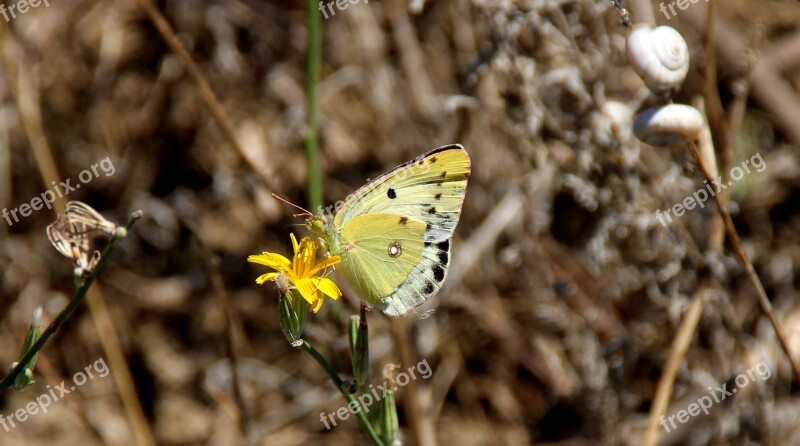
{"left": 305, "top": 214, "right": 326, "bottom": 237}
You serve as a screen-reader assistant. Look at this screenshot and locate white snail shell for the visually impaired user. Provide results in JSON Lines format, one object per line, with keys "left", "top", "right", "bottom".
{"left": 626, "top": 25, "right": 690, "bottom": 94}
{"left": 633, "top": 104, "right": 704, "bottom": 146}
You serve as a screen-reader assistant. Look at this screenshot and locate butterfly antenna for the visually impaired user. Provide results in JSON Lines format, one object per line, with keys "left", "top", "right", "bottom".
{"left": 272, "top": 193, "right": 315, "bottom": 218}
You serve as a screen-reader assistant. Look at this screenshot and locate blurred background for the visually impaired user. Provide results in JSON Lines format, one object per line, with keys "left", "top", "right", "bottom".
{"left": 2, "top": 0, "right": 800, "bottom": 445}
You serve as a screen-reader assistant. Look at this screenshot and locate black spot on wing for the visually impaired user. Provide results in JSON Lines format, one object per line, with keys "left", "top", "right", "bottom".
{"left": 424, "top": 242, "right": 431, "bottom": 247}
{"left": 431, "top": 156, "right": 437, "bottom": 163}
{"left": 426, "top": 223, "right": 432, "bottom": 230}
{"left": 427, "top": 206, "right": 436, "bottom": 214}
{"left": 437, "top": 240, "right": 449, "bottom": 251}
{"left": 440, "top": 171, "right": 447, "bottom": 178}
{"left": 438, "top": 250, "right": 448, "bottom": 266}
{"left": 435, "top": 193, "right": 442, "bottom": 200}
{"left": 399, "top": 216, "right": 408, "bottom": 225}
{"left": 432, "top": 264, "right": 445, "bottom": 282}
{"left": 423, "top": 282, "right": 434, "bottom": 294}
{"left": 387, "top": 188, "right": 397, "bottom": 199}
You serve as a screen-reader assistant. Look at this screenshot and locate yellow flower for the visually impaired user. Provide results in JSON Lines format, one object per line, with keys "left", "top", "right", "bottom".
{"left": 248, "top": 234, "right": 342, "bottom": 312}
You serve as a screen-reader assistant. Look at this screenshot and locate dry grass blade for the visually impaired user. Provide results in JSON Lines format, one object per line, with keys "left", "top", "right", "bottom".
{"left": 642, "top": 287, "right": 705, "bottom": 446}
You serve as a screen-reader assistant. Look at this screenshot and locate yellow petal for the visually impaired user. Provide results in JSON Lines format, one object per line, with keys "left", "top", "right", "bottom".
{"left": 248, "top": 252, "right": 291, "bottom": 271}
{"left": 290, "top": 233, "right": 299, "bottom": 254}
{"left": 255, "top": 272, "right": 279, "bottom": 285}
{"left": 311, "top": 277, "right": 341, "bottom": 299}
{"left": 309, "top": 255, "right": 341, "bottom": 275}
{"left": 295, "top": 279, "right": 319, "bottom": 306}
{"left": 295, "top": 237, "right": 318, "bottom": 277}
{"left": 311, "top": 293, "right": 324, "bottom": 313}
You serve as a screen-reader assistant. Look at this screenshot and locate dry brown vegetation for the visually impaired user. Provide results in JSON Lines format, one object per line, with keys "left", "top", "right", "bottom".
{"left": 2, "top": 0, "right": 800, "bottom": 445}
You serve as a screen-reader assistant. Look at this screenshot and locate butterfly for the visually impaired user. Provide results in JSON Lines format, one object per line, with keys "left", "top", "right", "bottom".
{"left": 306, "top": 144, "right": 471, "bottom": 318}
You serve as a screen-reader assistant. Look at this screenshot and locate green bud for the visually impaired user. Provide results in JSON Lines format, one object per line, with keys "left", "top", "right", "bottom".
{"left": 279, "top": 290, "right": 308, "bottom": 347}
{"left": 348, "top": 315, "right": 369, "bottom": 387}
{"left": 377, "top": 386, "right": 398, "bottom": 445}
{"left": 10, "top": 306, "right": 43, "bottom": 390}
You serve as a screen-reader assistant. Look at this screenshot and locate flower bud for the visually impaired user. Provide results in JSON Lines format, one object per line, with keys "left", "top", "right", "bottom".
{"left": 279, "top": 290, "right": 308, "bottom": 347}
{"left": 348, "top": 315, "right": 370, "bottom": 387}
{"left": 10, "top": 306, "right": 43, "bottom": 390}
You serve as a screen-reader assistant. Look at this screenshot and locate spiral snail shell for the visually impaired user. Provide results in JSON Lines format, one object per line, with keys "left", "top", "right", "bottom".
{"left": 633, "top": 104, "right": 704, "bottom": 146}
{"left": 626, "top": 25, "right": 690, "bottom": 94}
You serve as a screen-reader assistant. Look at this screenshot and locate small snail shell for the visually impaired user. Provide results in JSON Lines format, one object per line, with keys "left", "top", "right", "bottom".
{"left": 626, "top": 25, "right": 690, "bottom": 94}
{"left": 633, "top": 104, "right": 704, "bottom": 146}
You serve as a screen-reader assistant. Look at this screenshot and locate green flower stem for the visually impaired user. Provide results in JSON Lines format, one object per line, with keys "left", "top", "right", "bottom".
{"left": 302, "top": 340, "right": 385, "bottom": 446}
{"left": 304, "top": 0, "right": 323, "bottom": 212}
{"left": 0, "top": 211, "right": 142, "bottom": 392}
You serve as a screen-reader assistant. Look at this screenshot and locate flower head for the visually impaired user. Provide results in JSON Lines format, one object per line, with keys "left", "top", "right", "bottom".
{"left": 248, "top": 234, "right": 342, "bottom": 312}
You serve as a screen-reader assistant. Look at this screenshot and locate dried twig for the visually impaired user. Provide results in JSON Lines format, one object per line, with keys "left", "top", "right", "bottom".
{"left": 193, "top": 228, "right": 250, "bottom": 436}
{"left": 135, "top": 0, "right": 279, "bottom": 193}
{"left": 687, "top": 140, "right": 800, "bottom": 383}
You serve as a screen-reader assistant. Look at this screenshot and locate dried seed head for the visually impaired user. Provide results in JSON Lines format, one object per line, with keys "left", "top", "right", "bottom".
{"left": 47, "top": 201, "right": 115, "bottom": 276}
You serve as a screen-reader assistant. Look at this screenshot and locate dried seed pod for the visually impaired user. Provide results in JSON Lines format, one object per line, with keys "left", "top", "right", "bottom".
{"left": 633, "top": 104, "right": 704, "bottom": 146}
{"left": 626, "top": 25, "right": 690, "bottom": 94}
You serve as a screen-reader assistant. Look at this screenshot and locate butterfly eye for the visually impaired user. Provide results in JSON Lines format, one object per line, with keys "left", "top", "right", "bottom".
{"left": 387, "top": 241, "right": 402, "bottom": 258}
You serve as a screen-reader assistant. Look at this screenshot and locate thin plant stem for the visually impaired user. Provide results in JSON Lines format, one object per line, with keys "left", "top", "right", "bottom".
{"left": 302, "top": 340, "right": 385, "bottom": 446}
{"left": 686, "top": 140, "right": 800, "bottom": 382}
{"left": 305, "top": 0, "right": 323, "bottom": 212}
{"left": 0, "top": 211, "right": 142, "bottom": 392}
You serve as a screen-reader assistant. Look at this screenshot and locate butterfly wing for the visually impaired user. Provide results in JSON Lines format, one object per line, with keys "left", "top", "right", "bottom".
{"left": 335, "top": 144, "right": 470, "bottom": 243}
{"left": 332, "top": 144, "right": 470, "bottom": 317}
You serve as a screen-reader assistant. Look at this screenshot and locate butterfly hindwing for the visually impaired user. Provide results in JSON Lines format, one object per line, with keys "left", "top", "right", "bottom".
{"left": 338, "top": 213, "right": 454, "bottom": 317}
{"left": 338, "top": 213, "right": 427, "bottom": 306}
{"left": 379, "top": 236, "right": 452, "bottom": 317}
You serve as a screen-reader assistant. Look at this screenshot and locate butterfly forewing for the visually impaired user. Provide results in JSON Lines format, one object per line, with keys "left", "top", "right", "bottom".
{"left": 334, "top": 145, "right": 470, "bottom": 244}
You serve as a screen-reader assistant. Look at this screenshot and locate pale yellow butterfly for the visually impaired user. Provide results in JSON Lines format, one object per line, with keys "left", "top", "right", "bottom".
{"left": 307, "top": 144, "right": 470, "bottom": 317}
